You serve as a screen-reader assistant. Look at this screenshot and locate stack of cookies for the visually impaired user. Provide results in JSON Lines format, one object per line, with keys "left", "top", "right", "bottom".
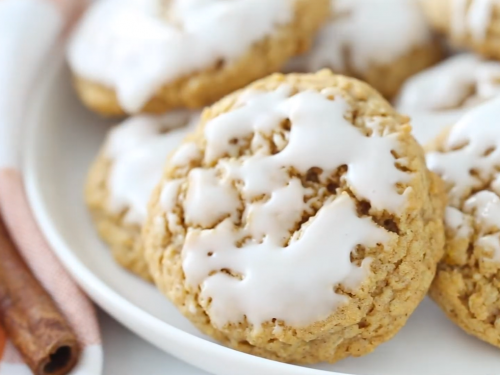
{"left": 68, "top": 0, "right": 500, "bottom": 364}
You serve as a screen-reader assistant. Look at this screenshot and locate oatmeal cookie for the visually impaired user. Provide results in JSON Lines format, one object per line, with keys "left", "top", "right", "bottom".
{"left": 143, "top": 71, "right": 446, "bottom": 363}
{"left": 85, "top": 111, "right": 198, "bottom": 280}
{"left": 286, "top": 0, "right": 442, "bottom": 99}
{"left": 68, "top": 0, "right": 330, "bottom": 116}
{"left": 427, "top": 97, "right": 500, "bottom": 348}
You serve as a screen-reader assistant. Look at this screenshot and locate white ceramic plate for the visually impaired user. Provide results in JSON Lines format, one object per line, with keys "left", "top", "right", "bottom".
{"left": 24, "top": 55, "right": 500, "bottom": 375}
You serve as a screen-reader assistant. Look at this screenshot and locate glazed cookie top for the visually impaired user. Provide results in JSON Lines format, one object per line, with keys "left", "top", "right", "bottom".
{"left": 68, "top": 0, "right": 295, "bottom": 113}
{"left": 397, "top": 54, "right": 500, "bottom": 111}
{"left": 106, "top": 111, "right": 198, "bottom": 224}
{"left": 427, "top": 97, "right": 500, "bottom": 261}
{"left": 292, "top": 0, "right": 432, "bottom": 73}
{"left": 158, "top": 74, "right": 419, "bottom": 329}
{"left": 451, "top": 0, "right": 497, "bottom": 42}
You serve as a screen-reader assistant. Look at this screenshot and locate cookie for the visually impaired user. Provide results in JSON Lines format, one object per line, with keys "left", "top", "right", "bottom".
{"left": 396, "top": 53, "right": 500, "bottom": 144}
{"left": 68, "top": 0, "right": 330, "bottom": 116}
{"left": 85, "top": 111, "right": 198, "bottom": 280}
{"left": 286, "top": 0, "right": 442, "bottom": 99}
{"left": 421, "top": 0, "right": 500, "bottom": 60}
{"left": 427, "top": 97, "right": 500, "bottom": 348}
{"left": 143, "top": 71, "right": 446, "bottom": 364}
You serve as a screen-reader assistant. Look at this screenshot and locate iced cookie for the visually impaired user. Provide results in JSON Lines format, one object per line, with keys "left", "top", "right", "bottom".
{"left": 421, "top": 0, "right": 500, "bottom": 60}
{"left": 396, "top": 53, "right": 500, "bottom": 144}
{"left": 143, "top": 71, "right": 446, "bottom": 363}
{"left": 68, "top": 0, "right": 330, "bottom": 116}
{"left": 427, "top": 97, "right": 500, "bottom": 348}
{"left": 286, "top": 0, "right": 442, "bottom": 99}
{"left": 85, "top": 111, "right": 198, "bottom": 280}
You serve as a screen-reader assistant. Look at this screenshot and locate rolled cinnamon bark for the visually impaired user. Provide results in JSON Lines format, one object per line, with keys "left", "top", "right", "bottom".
{"left": 0, "top": 216, "right": 80, "bottom": 375}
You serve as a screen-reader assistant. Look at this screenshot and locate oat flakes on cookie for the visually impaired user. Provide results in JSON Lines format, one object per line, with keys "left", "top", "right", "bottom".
{"left": 67, "top": 0, "right": 330, "bottom": 116}
{"left": 421, "top": 0, "right": 500, "bottom": 60}
{"left": 143, "top": 71, "right": 446, "bottom": 364}
{"left": 427, "top": 97, "right": 500, "bottom": 348}
{"left": 396, "top": 53, "right": 500, "bottom": 143}
{"left": 286, "top": 0, "right": 442, "bottom": 99}
{"left": 86, "top": 111, "right": 198, "bottom": 281}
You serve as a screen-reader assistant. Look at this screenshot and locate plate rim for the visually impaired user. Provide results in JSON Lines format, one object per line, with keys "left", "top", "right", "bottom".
{"left": 22, "top": 48, "right": 347, "bottom": 375}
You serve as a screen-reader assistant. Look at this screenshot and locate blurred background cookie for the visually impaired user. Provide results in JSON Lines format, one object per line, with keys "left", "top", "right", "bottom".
{"left": 85, "top": 111, "right": 198, "bottom": 280}
{"left": 396, "top": 53, "right": 500, "bottom": 143}
{"left": 144, "top": 71, "right": 446, "bottom": 364}
{"left": 421, "top": 0, "right": 500, "bottom": 60}
{"left": 426, "top": 97, "right": 500, "bottom": 348}
{"left": 68, "top": 0, "right": 330, "bottom": 116}
{"left": 286, "top": 0, "right": 443, "bottom": 99}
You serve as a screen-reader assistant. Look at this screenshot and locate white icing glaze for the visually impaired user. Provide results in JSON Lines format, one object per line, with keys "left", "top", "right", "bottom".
{"left": 183, "top": 194, "right": 391, "bottom": 328}
{"left": 452, "top": 0, "right": 496, "bottom": 41}
{"left": 397, "top": 54, "right": 500, "bottom": 146}
{"left": 475, "top": 62, "right": 500, "bottom": 100}
{"left": 397, "top": 54, "right": 500, "bottom": 111}
{"left": 427, "top": 97, "right": 500, "bottom": 205}
{"left": 476, "top": 233, "right": 500, "bottom": 262}
{"left": 289, "top": 0, "right": 431, "bottom": 73}
{"left": 468, "top": 0, "right": 495, "bottom": 40}
{"left": 175, "top": 86, "right": 409, "bottom": 328}
{"left": 243, "top": 179, "right": 308, "bottom": 245}
{"left": 106, "top": 111, "right": 193, "bottom": 159}
{"left": 464, "top": 191, "right": 500, "bottom": 261}
{"left": 187, "top": 301, "right": 198, "bottom": 314}
{"left": 272, "top": 324, "right": 283, "bottom": 335}
{"left": 106, "top": 111, "right": 199, "bottom": 224}
{"left": 491, "top": 174, "right": 500, "bottom": 194}
{"left": 205, "top": 88, "right": 409, "bottom": 212}
{"left": 184, "top": 168, "right": 241, "bottom": 228}
{"left": 464, "top": 191, "right": 500, "bottom": 233}
{"left": 170, "top": 142, "right": 202, "bottom": 167}
{"left": 68, "top": 0, "right": 293, "bottom": 113}
{"left": 445, "top": 206, "right": 473, "bottom": 239}
{"left": 160, "top": 179, "right": 183, "bottom": 212}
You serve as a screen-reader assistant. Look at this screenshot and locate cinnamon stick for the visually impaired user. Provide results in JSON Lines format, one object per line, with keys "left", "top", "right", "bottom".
{"left": 0, "top": 216, "right": 80, "bottom": 375}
